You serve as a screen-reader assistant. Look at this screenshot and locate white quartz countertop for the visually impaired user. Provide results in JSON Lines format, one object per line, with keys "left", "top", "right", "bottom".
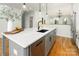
{"left": 2, "top": 27, "right": 56, "bottom": 48}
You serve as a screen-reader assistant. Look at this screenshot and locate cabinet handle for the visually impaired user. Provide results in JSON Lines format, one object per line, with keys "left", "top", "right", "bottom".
{"left": 35, "top": 40, "right": 42, "bottom": 47}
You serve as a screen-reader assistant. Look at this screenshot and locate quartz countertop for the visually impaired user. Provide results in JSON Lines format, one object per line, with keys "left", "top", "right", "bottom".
{"left": 1, "top": 27, "right": 56, "bottom": 48}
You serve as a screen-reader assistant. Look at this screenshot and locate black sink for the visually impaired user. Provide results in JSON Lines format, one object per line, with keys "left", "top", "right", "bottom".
{"left": 37, "top": 29, "right": 48, "bottom": 33}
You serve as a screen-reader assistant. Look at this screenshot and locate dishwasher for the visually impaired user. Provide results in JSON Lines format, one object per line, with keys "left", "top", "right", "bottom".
{"left": 30, "top": 37, "right": 45, "bottom": 56}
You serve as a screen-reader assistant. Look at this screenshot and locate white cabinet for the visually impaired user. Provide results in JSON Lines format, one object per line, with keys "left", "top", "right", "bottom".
{"left": 52, "top": 25, "right": 72, "bottom": 38}
{"left": 50, "top": 29, "right": 56, "bottom": 45}
{"left": 45, "top": 34, "right": 51, "bottom": 55}
{"left": 45, "top": 29, "right": 56, "bottom": 55}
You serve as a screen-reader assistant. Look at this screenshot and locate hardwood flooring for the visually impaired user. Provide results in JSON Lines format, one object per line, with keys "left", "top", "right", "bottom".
{"left": 0, "top": 36, "right": 79, "bottom": 56}
{"left": 48, "top": 36, "right": 79, "bottom": 56}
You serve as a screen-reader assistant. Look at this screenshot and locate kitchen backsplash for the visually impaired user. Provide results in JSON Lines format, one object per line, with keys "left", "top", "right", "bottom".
{"left": 0, "top": 5, "right": 22, "bottom": 32}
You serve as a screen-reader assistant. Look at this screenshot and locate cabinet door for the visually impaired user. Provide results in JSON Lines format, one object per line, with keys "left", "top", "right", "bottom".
{"left": 30, "top": 38, "right": 45, "bottom": 56}
{"left": 53, "top": 29, "right": 56, "bottom": 43}
{"left": 45, "top": 35, "right": 51, "bottom": 55}
{"left": 51, "top": 29, "right": 56, "bottom": 45}
{"left": 45, "top": 29, "right": 56, "bottom": 55}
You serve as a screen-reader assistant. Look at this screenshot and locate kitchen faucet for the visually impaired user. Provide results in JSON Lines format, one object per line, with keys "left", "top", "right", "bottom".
{"left": 38, "top": 18, "right": 45, "bottom": 31}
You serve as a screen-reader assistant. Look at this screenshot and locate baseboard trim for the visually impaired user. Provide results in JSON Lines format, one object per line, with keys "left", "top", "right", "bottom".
{"left": 56, "top": 35, "right": 73, "bottom": 39}
{"left": 56, "top": 34, "right": 72, "bottom": 39}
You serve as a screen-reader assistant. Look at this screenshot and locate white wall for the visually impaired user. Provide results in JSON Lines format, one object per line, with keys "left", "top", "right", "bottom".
{"left": 48, "top": 3, "right": 73, "bottom": 16}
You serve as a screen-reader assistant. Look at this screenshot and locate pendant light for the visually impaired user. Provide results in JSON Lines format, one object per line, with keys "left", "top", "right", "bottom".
{"left": 46, "top": 3, "right": 48, "bottom": 18}
{"left": 23, "top": 3, "right": 26, "bottom": 9}
{"left": 46, "top": 3, "right": 48, "bottom": 15}
{"left": 39, "top": 3, "right": 41, "bottom": 15}
{"left": 45, "top": 3, "right": 48, "bottom": 20}
{"left": 22, "top": 3, "right": 29, "bottom": 11}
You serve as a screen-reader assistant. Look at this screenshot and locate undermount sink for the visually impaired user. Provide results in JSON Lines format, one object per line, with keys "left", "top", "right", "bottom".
{"left": 37, "top": 29, "right": 48, "bottom": 33}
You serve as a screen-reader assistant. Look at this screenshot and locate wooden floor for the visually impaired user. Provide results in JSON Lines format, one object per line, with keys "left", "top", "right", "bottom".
{"left": 48, "top": 36, "right": 79, "bottom": 56}
{"left": 0, "top": 36, "right": 79, "bottom": 56}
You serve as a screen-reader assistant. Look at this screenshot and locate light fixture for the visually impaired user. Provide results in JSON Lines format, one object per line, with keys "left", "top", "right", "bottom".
{"left": 58, "top": 9, "right": 62, "bottom": 18}
{"left": 23, "top": 3, "right": 26, "bottom": 9}
{"left": 45, "top": 3, "right": 48, "bottom": 20}
{"left": 64, "top": 18, "right": 67, "bottom": 21}
{"left": 39, "top": 3, "right": 41, "bottom": 15}
{"left": 46, "top": 3, "right": 48, "bottom": 15}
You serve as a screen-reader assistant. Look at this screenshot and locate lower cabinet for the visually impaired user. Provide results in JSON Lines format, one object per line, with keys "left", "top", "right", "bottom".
{"left": 45, "top": 34, "right": 52, "bottom": 55}
{"left": 45, "top": 29, "right": 56, "bottom": 55}
{"left": 51, "top": 29, "right": 56, "bottom": 45}
{"left": 30, "top": 29, "right": 56, "bottom": 56}
{"left": 9, "top": 29, "right": 56, "bottom": 56}
{"left": 30, "top": 37, "right": 45, "bottom": 56}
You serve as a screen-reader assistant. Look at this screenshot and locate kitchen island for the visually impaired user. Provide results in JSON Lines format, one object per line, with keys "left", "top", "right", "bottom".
{"left": 1, "top": 27, "right": 56, "bottom": 56}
